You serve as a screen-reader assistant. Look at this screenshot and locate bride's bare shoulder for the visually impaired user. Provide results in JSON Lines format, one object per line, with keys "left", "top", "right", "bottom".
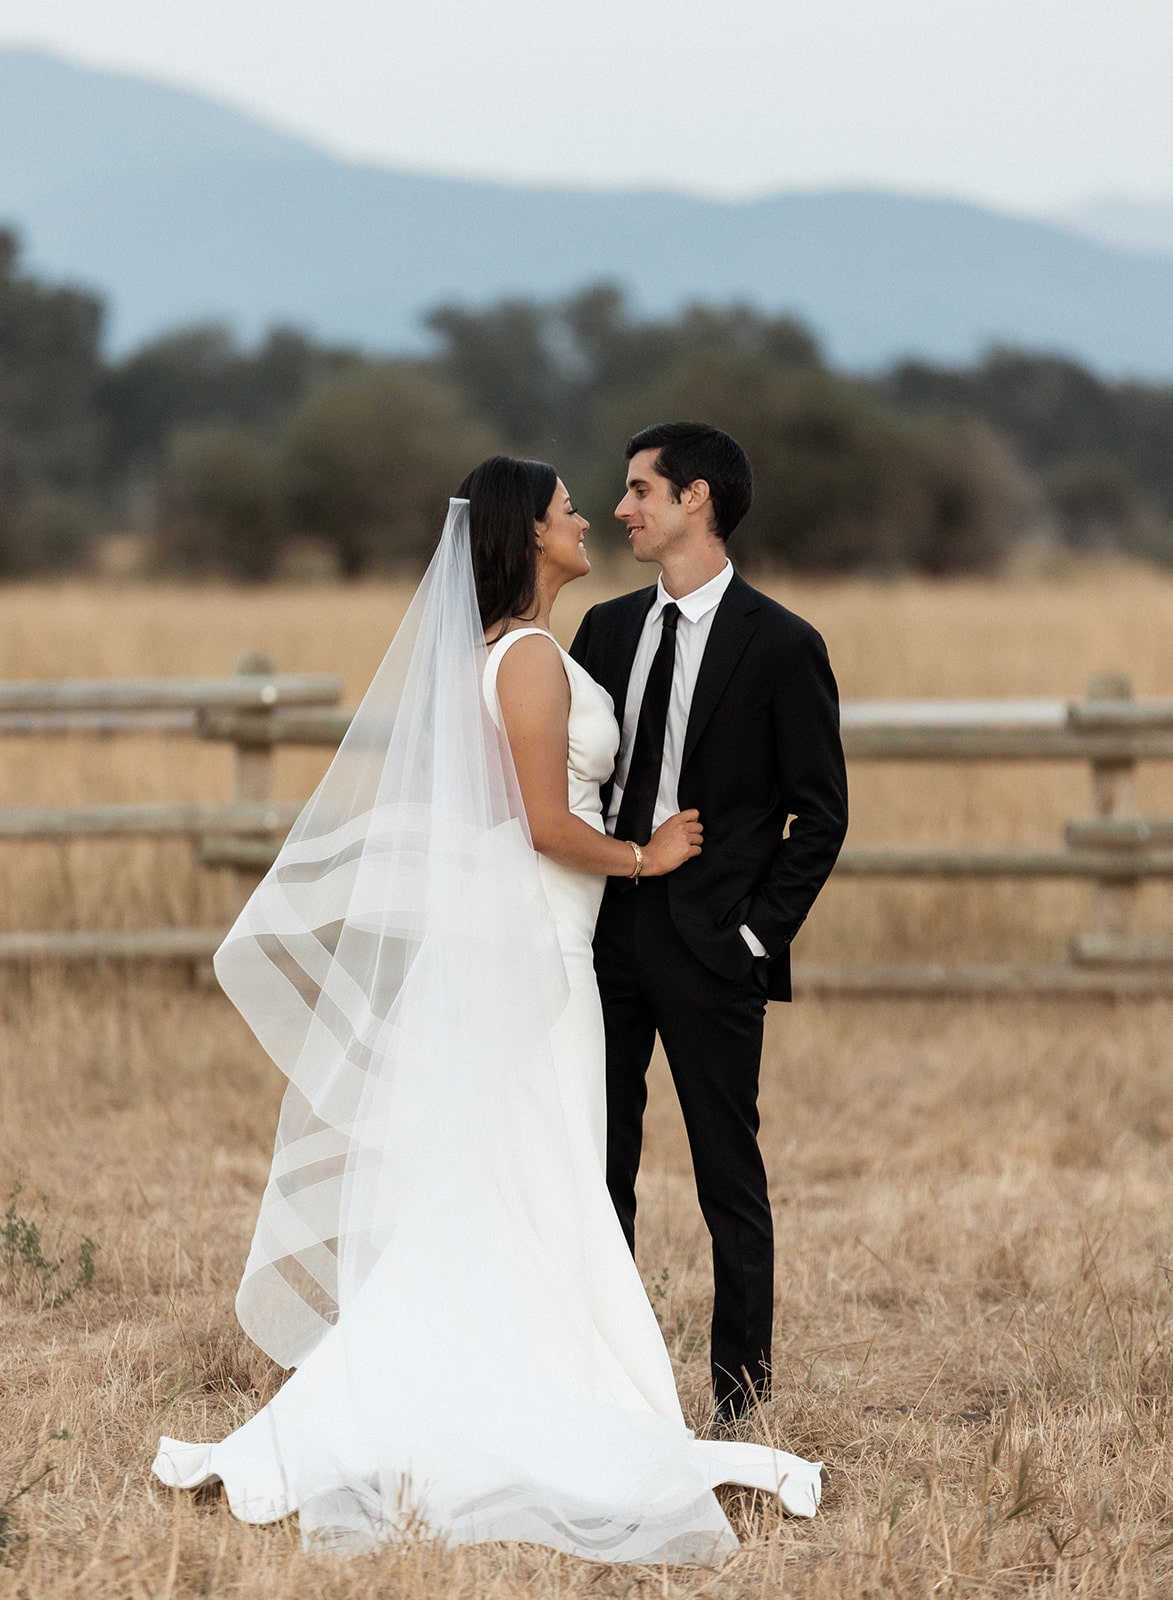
{"left": 493, "top": 630, "right": 569, "bottom": 709}
{"left": 489, "top": 624, "right": 556, "bottom": 649}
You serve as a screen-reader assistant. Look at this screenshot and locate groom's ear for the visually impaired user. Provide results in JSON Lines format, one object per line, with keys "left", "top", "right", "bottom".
{"left": 682, "top": 478, "right": 712, "bottom": 514}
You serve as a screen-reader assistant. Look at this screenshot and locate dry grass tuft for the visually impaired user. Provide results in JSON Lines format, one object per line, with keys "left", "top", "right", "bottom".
{"left": 2, "top": 566, "right": 1172, "bottom": 1596}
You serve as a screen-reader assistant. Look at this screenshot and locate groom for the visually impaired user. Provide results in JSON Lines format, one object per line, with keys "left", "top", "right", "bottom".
{"left": 570, "top": 422, "right": 848, "bottom": 1423}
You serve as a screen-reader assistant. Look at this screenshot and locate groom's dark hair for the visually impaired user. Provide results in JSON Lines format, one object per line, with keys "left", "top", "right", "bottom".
{"left": 625, "top": 422, "right": 753, "bottom": 541}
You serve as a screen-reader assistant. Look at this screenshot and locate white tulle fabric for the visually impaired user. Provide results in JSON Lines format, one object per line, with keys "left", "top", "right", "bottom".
{"left": 153, "top": 500, "right": 822, "bottom": 1563}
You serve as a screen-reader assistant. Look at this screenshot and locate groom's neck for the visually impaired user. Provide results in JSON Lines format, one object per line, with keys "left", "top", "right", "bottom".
{"left": 657, "top": 545, "right": 729, "bottom": 600}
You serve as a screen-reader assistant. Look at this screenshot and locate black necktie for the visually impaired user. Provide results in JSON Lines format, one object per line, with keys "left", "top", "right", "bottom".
{"left": 615, "top": 602, "right": 681, "bottom": 845}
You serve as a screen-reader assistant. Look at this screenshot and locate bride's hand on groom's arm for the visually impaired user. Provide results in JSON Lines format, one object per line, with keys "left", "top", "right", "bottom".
{"left": 642, "top": 810, "right": 704, "bottom": 876}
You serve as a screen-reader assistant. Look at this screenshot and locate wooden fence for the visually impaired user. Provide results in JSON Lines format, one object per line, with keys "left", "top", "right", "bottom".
{"left": 2, "top": 662, "right": 1171, "bottom": 995}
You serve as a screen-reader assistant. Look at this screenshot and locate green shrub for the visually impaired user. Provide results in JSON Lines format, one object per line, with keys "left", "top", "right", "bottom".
{"left": 1, "top": 1183, "right": 97, "bottom": 1312}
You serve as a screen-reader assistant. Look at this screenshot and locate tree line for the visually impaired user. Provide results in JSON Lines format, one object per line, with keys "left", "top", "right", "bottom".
{"left": 1, "top": 227, "right": 1170, "bottom": 581}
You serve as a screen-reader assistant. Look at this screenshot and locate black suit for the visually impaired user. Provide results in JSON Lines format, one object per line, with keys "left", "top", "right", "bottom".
{"left": 570, "top": 570, "right": 848, "bottom": 1409}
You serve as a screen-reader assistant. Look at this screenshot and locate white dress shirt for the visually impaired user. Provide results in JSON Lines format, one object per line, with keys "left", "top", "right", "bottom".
{"left": 605, "top": 561, "right": 767, "bottom": 958}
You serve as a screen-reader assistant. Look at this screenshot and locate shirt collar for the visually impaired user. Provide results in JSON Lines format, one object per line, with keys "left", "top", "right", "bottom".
{"left": 650, "top": 560, "right": 734, "bottom": 625}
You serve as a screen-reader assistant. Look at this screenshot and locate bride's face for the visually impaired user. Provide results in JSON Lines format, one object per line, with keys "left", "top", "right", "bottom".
{"left": 536, "top": 480, "right": 591, "bottom": 583}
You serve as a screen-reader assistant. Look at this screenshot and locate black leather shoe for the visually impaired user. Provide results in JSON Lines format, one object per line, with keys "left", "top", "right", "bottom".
{"left": 709, "top": 1399, "right": 747, "bottom": 1439}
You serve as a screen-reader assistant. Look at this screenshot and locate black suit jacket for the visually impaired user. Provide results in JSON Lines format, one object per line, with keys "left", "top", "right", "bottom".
{"left": 569, "top": 571, "right": 848, "bottom": 1001}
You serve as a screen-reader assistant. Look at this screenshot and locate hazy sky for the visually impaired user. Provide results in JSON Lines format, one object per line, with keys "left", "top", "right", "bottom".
{"left": 1, "top": 1, "right": 1168, "bottom": 212}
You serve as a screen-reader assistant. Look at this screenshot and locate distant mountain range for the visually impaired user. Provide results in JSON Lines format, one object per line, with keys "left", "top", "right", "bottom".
{"left": 1065, "top": 197, "right": 1173, "bottom": 263}
{"left": 3, "top": 45, "right": 1173, "bottom": 378}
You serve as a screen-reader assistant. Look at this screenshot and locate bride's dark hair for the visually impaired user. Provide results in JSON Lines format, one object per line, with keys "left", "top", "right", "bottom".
{"left": 458, "top": 455, "right": 557, "bottom": 639}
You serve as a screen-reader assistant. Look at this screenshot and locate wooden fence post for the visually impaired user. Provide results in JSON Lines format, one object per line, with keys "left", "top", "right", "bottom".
{"left": 232, "top": 653, "right": 275, "bottom": 903}
{"left": 233, "top": 653, "right": 276, "bottom": 804}
{"left": 1086, "top": 671, "right": 1137, "bottom": 940}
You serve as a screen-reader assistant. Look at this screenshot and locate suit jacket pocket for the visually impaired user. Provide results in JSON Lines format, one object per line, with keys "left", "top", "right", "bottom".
{"left": 717, "top": 890, "right": 753, "bottom": 932}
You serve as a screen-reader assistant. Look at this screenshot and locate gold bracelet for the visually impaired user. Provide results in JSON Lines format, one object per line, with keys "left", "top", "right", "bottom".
{"left": 626, "top": 840, "right": 644, "bottom": 883}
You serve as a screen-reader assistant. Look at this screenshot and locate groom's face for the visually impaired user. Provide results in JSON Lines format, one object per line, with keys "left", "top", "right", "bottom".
{"left": 615, "top": 449, "right": 690, "bottom": 564}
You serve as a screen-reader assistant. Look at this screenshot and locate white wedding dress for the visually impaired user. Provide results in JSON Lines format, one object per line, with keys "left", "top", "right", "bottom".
{"left": 153, "top": 624, "right": 822, "bottom": 1565}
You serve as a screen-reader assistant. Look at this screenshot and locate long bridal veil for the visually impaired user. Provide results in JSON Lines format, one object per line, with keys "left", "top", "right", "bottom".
{"left": 215, "top": 498, "right": 570, "bottom": 1369}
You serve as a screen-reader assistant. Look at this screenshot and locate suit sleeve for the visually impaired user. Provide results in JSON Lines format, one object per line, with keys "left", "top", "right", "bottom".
{"left": 746, "top": 625, "right": 848, "bottom": 955}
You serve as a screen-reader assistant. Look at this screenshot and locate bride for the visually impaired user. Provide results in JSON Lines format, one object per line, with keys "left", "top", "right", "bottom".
{"left": 153, "top": 456, "right": 822, "bottom": 1564}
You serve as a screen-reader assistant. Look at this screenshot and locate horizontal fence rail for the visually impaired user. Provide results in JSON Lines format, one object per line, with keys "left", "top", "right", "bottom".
{"left": 199, "top": 701, "right": 1173, "bottom": 764}
{"left": 1, "top": 663, "right": 1171, "bottom": 994}
{"left": 843, "top": 697, "right": 1173, "bottom": 761}
{"left": 0, "top": 801, "right": 302, "bottom": 840}
{"left": 0, "top": 928, "right": 224, "bottom": 963}
{"left": 836, "top": 847, "right": 1173, "bottom": 879}
{"left": 0, "top": 669, "right": 345, "bottom": 738}
{"left": 791, "top": 962, "right": 1173, "bottom": 997}
{"left": 0, "top": 673, "right": 345, "bottom": 714}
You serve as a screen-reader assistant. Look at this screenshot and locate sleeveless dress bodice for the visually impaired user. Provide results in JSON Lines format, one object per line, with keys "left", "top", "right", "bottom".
{"left": 482, "top": 627, "right": 620, "bottom": 934}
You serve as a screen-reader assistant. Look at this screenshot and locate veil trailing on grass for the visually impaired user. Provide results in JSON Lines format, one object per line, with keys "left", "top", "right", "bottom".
{"left": 215, "top": 498, "right": 569, "bottom": 1370}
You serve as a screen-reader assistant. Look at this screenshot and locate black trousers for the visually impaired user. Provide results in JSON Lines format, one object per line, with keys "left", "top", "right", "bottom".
{"left": 593, "top": 877, "right": 773, "bottom": 1411}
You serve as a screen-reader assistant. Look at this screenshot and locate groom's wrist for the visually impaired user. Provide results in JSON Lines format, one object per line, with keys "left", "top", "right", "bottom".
{"left": 738, "top": 924, "right": 768, "bottom": 959}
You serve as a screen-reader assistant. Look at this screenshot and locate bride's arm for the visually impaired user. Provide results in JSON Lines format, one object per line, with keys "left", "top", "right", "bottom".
{"left": 495, "top": 634, "right": 701, "bottom": 878}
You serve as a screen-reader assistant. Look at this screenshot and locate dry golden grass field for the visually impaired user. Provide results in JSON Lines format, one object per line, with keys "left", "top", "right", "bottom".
{"left": 2, "top": 565, "right": 1172, "bottom": 1599}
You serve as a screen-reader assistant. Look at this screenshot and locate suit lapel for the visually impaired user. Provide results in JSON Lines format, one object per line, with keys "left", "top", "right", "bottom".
{"left": 682, "top": 573, "right": 759, "bottom": 769}
{"left": 603, "top": 587, "right": 657, "bottom": 714}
